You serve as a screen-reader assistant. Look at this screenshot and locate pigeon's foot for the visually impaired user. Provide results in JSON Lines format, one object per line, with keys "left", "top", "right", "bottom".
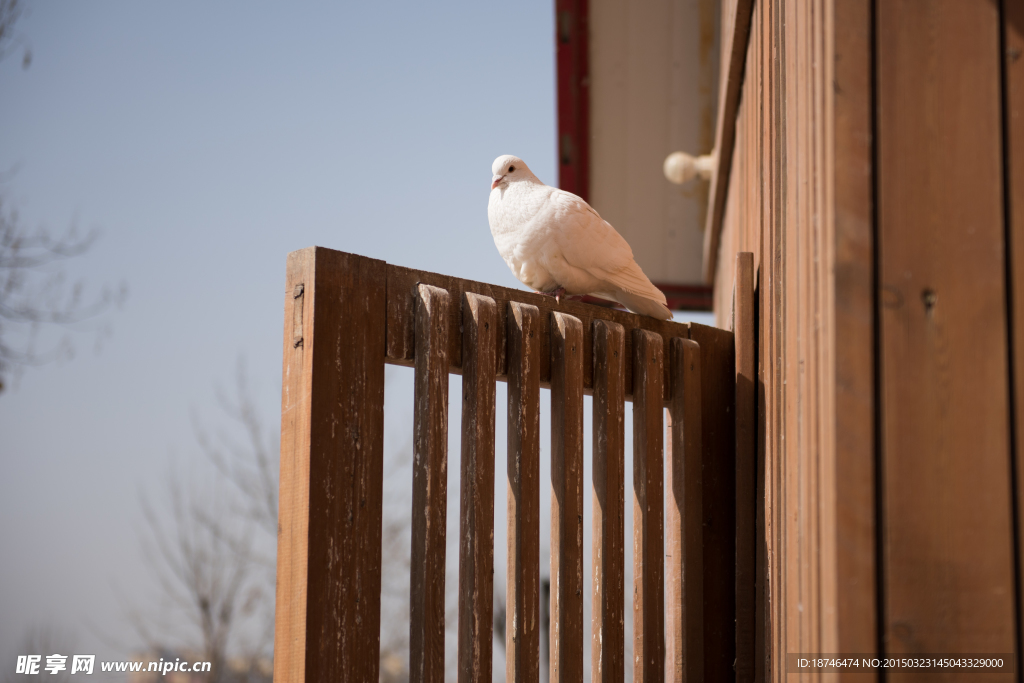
{"left": 536, "top": 286, "right": 568, "bottom": 303}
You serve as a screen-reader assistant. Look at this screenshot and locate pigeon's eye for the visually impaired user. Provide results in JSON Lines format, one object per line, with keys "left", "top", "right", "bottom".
{"left": 509, "top": 165, "right": 516, "bottom": 172}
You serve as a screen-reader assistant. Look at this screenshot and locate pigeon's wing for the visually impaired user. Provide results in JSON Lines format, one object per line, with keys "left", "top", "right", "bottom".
{"left": 548, "top": 190, "right": 668, "bottom": 305}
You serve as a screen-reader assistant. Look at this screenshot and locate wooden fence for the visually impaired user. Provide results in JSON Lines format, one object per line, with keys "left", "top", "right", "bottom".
{"left": 273, "top": 247, "right": 744, "bottom": 682}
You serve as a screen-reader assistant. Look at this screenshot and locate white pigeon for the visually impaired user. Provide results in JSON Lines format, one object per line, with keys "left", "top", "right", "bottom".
{"left": 487, "top": 154, "right": 673, "bottom": 320}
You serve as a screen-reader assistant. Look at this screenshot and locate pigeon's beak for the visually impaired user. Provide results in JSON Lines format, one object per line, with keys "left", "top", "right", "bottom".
{"left": 491, "top": 174, "right": 504, "bottom": 190}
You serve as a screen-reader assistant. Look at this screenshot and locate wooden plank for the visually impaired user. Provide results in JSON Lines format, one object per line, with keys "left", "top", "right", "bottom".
{"left": 877, "top": 0, "right": 1016, "bottom": 661}
{"left": 1004, "top": 0, "right": 1024, "bottom": 670}
{"left": 457, "top": 293, "right": 498, "bottom": 683}
{"left": 274, "top": 247, "right": 386, "bottom": 683}
{"left": 702, "top": 0, "right": 755, "bottom": 284}
{"left": 830, "top": 0, "right": 877, "bottom": 678}
{"left": 549, "top": 312, "right": 585, "bottom": 683}
{"left": 384, "top": 262, "right": 690, "bottom": 402}
{"left": 686, "top": 322, "right": 735, "bottom": 682}
{"left": 506, "top": 302, "right": 541, "bottom": 683}
{"left": 410, "top": 284, "right": 451, "bottom": 683}
{"left": 733, "top": 252, "right": 755, "bottom": 682}
{"left": 631, "top": 329, "right": 665, "bottom": 683}
{"left": 591, "top": 319, "right": 625, "bottom": 683}
{"left": 666, "top": 337, "right": 703, "bottom": 683}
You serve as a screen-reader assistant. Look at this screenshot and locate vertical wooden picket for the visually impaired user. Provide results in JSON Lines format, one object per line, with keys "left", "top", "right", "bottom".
{"left": 591, "top": 320, "right": 626, "bottom": 683}
{"left": 457, "top": 293, "right": 498, "bottom": 683}
{"left": 667, "top": 337, "right": 703, "bottom": 683}
{"left": 506, "top": 302, "right": 541, "bottom": 683}
{"left": 410, "top": 284, "right": 451, "bottom": 683}
{"left": 632, "top": 330, "right": 665, "bottom": 683}
{"left": 549, "top": 312, "right": 585, "bottom": 683}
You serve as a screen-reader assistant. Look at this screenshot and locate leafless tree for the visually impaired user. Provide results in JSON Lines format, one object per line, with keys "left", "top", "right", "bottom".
{"left": 0, "top": 0, "right": 28, "bottom": 66}
{"left": 0, "top": 1, "right": 122, "bottom": 392}
{"left": 2, "top": 626, "right": 76, "bottom": 683}
{"left": 135, "top": 468, "right": 265, "bottom": 683}
{"left": 132, "top": 366, "right": 277, "bottom": 682}
{"left": 0, "top": 195, "right": 127, "bottom": 391}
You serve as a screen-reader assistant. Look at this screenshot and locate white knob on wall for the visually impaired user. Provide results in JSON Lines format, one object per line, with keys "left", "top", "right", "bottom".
{"left": 663, "top": 151, "right": 716, "bottom": 185}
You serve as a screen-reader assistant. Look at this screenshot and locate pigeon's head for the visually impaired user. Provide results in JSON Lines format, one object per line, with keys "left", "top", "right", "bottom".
{"left": 491, "top": 155, "right": 531, "bottom": 190}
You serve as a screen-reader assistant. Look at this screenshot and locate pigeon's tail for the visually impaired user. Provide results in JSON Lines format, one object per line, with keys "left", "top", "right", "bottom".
{"left": 613, "top": 289, "right": 673, "bottom": 321}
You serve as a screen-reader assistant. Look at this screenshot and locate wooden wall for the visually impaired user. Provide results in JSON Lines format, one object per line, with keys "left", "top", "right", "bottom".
{"left": 710, "top": 0, "right": 1020, "bottom": 680}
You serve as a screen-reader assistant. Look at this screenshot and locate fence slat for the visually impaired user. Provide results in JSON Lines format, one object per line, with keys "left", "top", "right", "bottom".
{"left": 506, "top": 301, "right": 541, "bottom": 683}
{"left": 458, "top": 293, "right": 498, "bottom": 683}
{"left": 667, "top": 338, "right": 703, "bottom": 683}
{"left": 410, "top": 284, "right": 450, "bottom": 683}
{"left": 733, "top": 252, "right": 756, "bottom": 683}
{"left": 686, "top": 322, "right": 736, "bottom": 680}
{"left": 591, "top": 319, "right": 625, "bottom": 683}
{"left": 274, "top": 248, "right": 386, "bottom": 683}
{"left": 632, "top": 329, "right": 665, "bottom": 683}
{"left": 549, "top": 312, "right": 585, "bottom": 683}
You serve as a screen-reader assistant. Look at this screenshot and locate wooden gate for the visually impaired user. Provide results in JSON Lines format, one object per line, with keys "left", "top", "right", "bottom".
{"left": 272, "top": 247, "right": 741, "bottom": 682}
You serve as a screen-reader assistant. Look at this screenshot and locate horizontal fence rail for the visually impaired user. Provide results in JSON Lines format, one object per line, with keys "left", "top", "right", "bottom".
{"left": 274, "top": 247, "right": 736, "bottom": 683}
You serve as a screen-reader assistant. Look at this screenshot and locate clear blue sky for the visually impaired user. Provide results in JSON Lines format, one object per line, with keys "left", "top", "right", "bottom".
{"left": 0, "top": 2, "right": 712, "bottom": 677}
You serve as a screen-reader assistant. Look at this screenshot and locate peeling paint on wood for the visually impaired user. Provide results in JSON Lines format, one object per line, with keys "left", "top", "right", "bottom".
{"left": 457, "top": 293, "right": 497, "bottom": 683}
{"left": 591, "top": 319, "right": 625, "bottom": 683}
{"left": 410, "top": 284, "right": 451, "bottom": 683}
{"left": 506, "top": 302, "right": 541, "bottom": 683}
{"left": 667, "top": 337, "right": 703, "bottom": 683}
{"left": 549, "top": 312, "right": 584, "bottom": 683}
{"left": 631, "top": 330, "right": 664, "bottom": 683}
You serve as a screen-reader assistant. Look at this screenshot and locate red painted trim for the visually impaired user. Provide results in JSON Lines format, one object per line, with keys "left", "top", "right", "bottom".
{"left": 556, "top": 0, "right": 589, "bottom": 202}
{"left": 581, "top": 284, "right": 714, "bottom": 313}
{"left": 653, "top": 283, "right": 715, "bottom": 312}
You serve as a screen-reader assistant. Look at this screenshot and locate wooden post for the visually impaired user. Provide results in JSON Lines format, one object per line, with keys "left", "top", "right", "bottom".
{"left": 410, "top": 284, "right": 451, "bottom": 683}
{"left": 591, "top": 320, "right": 625, "bottom": 683}
{"left": 632, "top": 329, "right": 665, "bottom": 683}
{"left": 877, "top": 0, "right": 1015, "bottom": 659}
{"left": 457, "top": 293, "right": 498, "bottom": 683}
{"left": 666, "top": 337, "right": 703, "bottom": 683}
{"left": 274, "top": 248, "right": 387, "bottom": 683}
{"left": 506, "top": 301, "right": 541, "bottom": 683}
{"left": 733, "top": 252, "right": 756, "bottom": 683}
{"left": 549, "top": 312, "right": 585, "bottom": 683}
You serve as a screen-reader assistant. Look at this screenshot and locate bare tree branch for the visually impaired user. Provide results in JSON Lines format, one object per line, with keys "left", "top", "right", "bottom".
{"left": 0, "top": 192, "right": 127, "bottom": 391}
{"left": 0, "top": 0, "right": 24, "bottom": 63}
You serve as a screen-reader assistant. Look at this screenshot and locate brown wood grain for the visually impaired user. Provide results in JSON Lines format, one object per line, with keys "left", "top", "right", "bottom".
{"left": 457, "top": 293, "right": 498, "bottom": 683}
{"left": 1004, "top": 0, "right": 1024, "bottom": 670}
{"left": 384, "top": 263, "right": 690, "bottom": 402}
{"left": 549, "top": 312, "right": 585, "bottom": 683}
{"left": 506, "top": 302, "right": 541, "bottom": 683}
{"left": 666, "top": 337, "right": 703, "bottom": 683}
{"left": 709, "top": 0, "right": 881, "bottom": 677}
{"left": 877, "top": 0, "right": 1016, "bottom": 667}
{"left": 591, "top": 319, "right": 625, "bottom": 683}
{"left": 410, "top": 284, "right": 451, "bottom": 683}
{"left": 631, "top": 330, "right": 665, "bottom": 683}
{"left": 702, "top": 0, "right": 755, "bottom": 284}
{"left": 831, "top": 0, "right": 878, "bottom": 678}
{"left": 686, "top": 322, "right": 735, "bottom": 681}
{"left": 274, "top": 247, "right": 386, "bottom": 683}
{"left": 733, "top": 252, "right": 756, "bottom": 683}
